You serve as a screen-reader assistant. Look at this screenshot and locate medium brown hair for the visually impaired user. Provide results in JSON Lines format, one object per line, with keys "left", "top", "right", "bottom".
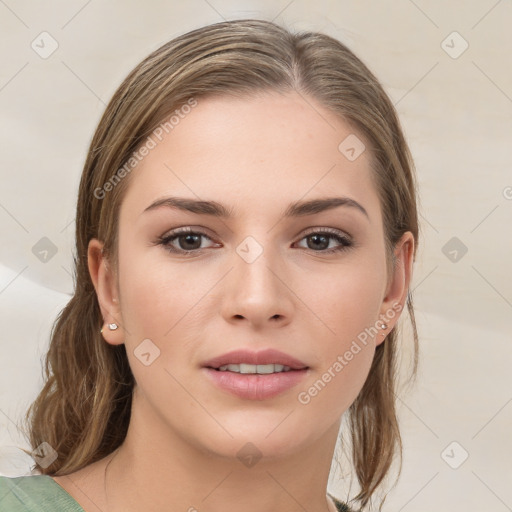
{"left": 20, "top": 19, "right": 419, "bottom": 511}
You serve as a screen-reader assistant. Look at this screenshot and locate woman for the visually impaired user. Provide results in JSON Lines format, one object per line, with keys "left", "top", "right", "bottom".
{"left": 1, "top": 18, "right": 419, "bottom": 512}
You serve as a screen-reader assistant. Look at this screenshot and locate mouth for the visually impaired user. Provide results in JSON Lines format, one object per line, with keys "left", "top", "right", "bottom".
{"left": 202, "top": 348, "right": 309, "bottom": 373}
{"left": 201, "top": 348, "right": 309, "bottom": 400}
{"left": 212, "top": 363, "right": 297, "bottom": 374}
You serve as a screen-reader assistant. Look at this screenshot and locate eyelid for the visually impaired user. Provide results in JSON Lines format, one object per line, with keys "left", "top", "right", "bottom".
{"left": 300, "top": 226, "right": 352, "bottom": 240}
{"left": 159, "top": 225, "right": 217, "bottom": 242}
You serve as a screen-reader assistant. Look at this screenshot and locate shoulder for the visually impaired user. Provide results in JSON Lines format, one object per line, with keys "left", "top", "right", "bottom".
{"left": 0, "top": 475, "right": 85, "bottom": 511}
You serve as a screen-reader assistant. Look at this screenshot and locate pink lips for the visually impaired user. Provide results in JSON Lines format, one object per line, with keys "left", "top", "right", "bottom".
{"left": 201, "top": 348, "right": 309, "bottom": 401}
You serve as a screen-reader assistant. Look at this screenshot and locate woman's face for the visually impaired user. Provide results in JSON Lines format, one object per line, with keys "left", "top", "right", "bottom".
{"left": 93, "top": 90, "right": 412, "bottom": 459}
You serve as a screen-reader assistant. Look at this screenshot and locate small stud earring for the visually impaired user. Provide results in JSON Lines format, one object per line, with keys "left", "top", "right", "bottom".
{"left": 380, "top": 322, "right": 388, "bottom": 336}
{"left": 100, "top": 323, "right": 119, "bottom": 334}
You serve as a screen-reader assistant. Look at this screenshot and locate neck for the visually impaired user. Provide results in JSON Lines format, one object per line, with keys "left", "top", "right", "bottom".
{"left": 103, "top": 387, "right": 341, "bottom": 512}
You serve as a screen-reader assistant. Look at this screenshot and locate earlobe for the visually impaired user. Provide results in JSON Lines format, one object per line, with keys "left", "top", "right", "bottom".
{"left": 376, "top": 232, "right": 415, "bottom": 345}
{"left": 87, "top": 239, "right": 125, "bottom": 346}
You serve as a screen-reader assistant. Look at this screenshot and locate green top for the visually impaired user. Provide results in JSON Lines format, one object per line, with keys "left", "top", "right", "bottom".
{"left": 0, "top": 475, "right": 352, "bottom": 511}
{"left": 0, "top": 475, "right": 85, "bottom": 511}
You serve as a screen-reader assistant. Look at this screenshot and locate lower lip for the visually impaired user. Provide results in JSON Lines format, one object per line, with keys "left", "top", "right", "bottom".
{"left": 202, "top": 367, "right": 309, "bottom": 400}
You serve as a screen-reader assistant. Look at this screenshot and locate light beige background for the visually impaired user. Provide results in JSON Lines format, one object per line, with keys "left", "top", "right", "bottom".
{"left": 1, "top": 1, "right": 511, "bottom": 510}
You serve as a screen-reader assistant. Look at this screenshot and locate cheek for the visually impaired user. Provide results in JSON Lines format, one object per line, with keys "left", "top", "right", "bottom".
{"left": 116, "top": 248, "right": 203, "bottom": 398}
{"left": 298, "top": 256, "right": 386, "bottom": 347}
{"left": 293, "top": 257, "right": 386, "bottom": 410}
{"left": 117, "top": 243, "right": 201, "bottom": 339}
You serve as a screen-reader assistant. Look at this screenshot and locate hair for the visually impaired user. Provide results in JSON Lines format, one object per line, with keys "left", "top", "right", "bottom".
{"left": 20, "top": 18, "right": 419, "bottom": 511}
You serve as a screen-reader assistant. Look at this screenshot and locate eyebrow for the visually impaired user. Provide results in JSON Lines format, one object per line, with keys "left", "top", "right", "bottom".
{"left": 142, "top": 195, "right": 369, "bottom": 220}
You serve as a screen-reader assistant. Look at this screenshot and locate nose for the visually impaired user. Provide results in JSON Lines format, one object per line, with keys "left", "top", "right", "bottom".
{"left": 220, "top": 241, "right": 294, "bottom": 330}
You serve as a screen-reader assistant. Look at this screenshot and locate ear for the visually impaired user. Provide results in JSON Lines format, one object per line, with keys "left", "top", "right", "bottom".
{"left": 88, "top": 238, "right": 125, "bottom": 346}
{"left": 376, "top": 231, "right": 415, "bottom": 346}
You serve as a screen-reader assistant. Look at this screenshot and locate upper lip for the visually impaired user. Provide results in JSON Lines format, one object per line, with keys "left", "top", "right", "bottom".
{"left": 202, "top": 349, "right": 308, "bottom": 370}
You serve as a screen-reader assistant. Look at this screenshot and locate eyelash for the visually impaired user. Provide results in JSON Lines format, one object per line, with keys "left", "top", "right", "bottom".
{"left": 156, "top": 227, "right": 354, "bottom": 256}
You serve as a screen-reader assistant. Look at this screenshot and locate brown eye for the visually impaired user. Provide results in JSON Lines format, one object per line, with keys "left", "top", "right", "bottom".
{"left": 296, "top": 229, "right": 353, "bottom": 254}
{"left": 157, "top": 228, "right": 217, "bottom": 254}
{"left": 174, "top": 233, "right": 203, "bottom": 251}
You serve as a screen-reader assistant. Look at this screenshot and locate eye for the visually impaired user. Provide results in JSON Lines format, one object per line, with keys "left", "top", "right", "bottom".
{"left": 157, "top": 227, "right": 218, "bottom": 254}
{"left": 295, "top": 228, "right": 353, "bottom": 254}
{"left": 156, "top": 227, "right": 354, "bottom": 256}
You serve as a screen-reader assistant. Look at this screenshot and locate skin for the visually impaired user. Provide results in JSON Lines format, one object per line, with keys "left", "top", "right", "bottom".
{"left": 52, "top": 90, "right": 414, "bottom": 512}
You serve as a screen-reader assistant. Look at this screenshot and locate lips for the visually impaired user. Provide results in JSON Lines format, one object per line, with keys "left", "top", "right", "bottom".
{"left": 202, "top": 348, "right": 310, "bottom": 400}
{"left": 202, "top": 348, "right": 309, "bottom": 371}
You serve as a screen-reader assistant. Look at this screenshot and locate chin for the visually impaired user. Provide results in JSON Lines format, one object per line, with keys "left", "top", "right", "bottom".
{"left": 205, "top": 436, "right": 308, "bottom": 465}
{"left": 192, "top": 413, "right": 318, "bottom": 461}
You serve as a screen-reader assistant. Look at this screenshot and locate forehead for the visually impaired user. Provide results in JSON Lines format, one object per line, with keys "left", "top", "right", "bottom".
{"left": 120, "top": 91, "right": 381, "bottom": 223}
